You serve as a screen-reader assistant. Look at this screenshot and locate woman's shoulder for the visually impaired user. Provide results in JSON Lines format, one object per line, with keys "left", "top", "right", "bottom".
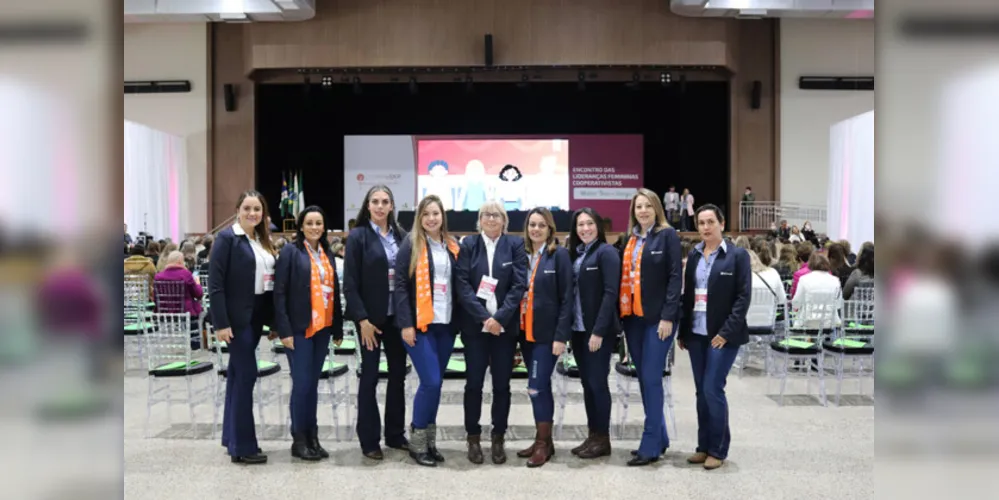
{"left": 347, "top": 226, "right": 368, "bottom": 241}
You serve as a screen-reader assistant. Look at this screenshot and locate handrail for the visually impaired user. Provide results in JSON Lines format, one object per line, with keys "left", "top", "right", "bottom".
{"left": 209, "top": 213, "right": 237, "bottom": 235}
{"left": 739, "top": 201, "right": 827, "bottom": 232}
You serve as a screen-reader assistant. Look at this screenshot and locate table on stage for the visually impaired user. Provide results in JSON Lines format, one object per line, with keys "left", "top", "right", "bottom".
{"left": 397, "top": 209, "right": 577, "bottom": 233}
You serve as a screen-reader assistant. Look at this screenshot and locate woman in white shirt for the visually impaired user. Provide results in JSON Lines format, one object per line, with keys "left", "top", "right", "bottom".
{"left": 210, "top": 190, "right": 278, "bottom": 465}
{"left": 748, "top": 248, "right": 787, "bottom": 328}
{"left": 791, "top": 253, "right": 842, "bottom": 329}
{"left": 788, "top": 226, "right": 804, "bottom": 243}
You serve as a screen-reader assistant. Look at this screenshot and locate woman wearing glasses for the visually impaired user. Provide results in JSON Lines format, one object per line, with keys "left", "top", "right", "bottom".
{"left": 454, "top": 200, "right": 528, "bottom": 465}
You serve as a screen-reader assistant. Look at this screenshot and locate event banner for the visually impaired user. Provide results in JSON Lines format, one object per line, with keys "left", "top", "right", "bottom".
{"left": 342, "top": 136, "right": 417, "bottom": 229}
{"left": 414, "top": 134, "right": 643, "bottom": 231}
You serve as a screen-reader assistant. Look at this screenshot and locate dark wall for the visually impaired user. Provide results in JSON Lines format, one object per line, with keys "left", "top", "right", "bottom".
{"left": 256, "top": 81, "right": 729, "bottom": 230}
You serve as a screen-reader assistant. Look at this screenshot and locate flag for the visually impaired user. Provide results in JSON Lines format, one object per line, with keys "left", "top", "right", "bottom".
{"left": 296, "top": 169, "right": 305, "bottom": 216}
{"left": 291, "top": 170, "right": 300, "bottom": 217}
{"left": 280, "top": 172, "right": 289, "bottom": 218}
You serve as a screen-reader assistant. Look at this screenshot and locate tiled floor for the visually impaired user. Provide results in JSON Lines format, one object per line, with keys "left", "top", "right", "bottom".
{"left": 124, "top": 341, "right": 874, "bottom": 499}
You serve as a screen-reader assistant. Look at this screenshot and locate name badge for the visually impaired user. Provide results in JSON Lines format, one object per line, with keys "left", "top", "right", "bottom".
{"left": 694, "top": 287, "right": 708, "bottom": 312}
{"left": 263, "top": 272, "right": 275, "bottom": 292}
{"left": 476, "top": 276, "right": 499, "bottom": 300}
{"left": 388, "top": 268, "right": 396, "bottom": 292}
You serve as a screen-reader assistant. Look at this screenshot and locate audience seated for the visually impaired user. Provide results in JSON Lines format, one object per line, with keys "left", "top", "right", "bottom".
{"left": 791, "top": 253, "right": 842, "bottom": 329}
{"left": 124, "top": 244, "right": 157, "bottom": 299}
{"left": 748, "top": 248, "right": 787, "bottom": 327}
{"left": 145, "top": 241, "right": 161, "bottom": 266}
{"left": 827, "top": 243, "right": 853, "bottom": 288}
{"left": 844, "top": 242, "right": 875, "bottom": 300}
{"left": 180, "top": 240, "right": 198, "bottom": 272}
{"left": 156, "top": 242, "right": 178, "bottom": 272}
{"left": 790, "top": 242, "right": 814, "bottom": 297}
{"left": 154, "top": 251, "right": 203, "bottom": 318}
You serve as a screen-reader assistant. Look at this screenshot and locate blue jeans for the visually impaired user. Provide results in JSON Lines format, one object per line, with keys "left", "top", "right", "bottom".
{"left": 685, "top": 334, "right": 740, "bottom": 460}
{"left": 571, "top": 331, "right": 614, "bottom": 434}
{"left": 623, "top": 316, "right": 675, "bottom": 459}
{"left": 403, "top": 324, "right": 455, "bottom": 429}
{"left": 285, "top": 329, "right": 330, "bottom": 436}
{"left": 525, "top": 342, "right": 558, "bottom": 423}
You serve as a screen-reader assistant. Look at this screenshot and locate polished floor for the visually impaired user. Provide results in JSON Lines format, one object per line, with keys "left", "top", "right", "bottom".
{"left": 123, "top": 341, "right": 874, "bottom": 500}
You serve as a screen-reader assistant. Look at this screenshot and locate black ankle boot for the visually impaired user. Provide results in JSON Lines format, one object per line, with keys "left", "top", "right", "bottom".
{"left": 291, "top": 432, "right": 321, "bottom": 461}
{"left": 309, "top": 429, "right": 329, "bottom": 459}
{"left": 426, "top": 424, "right": 445, "bottom": 462}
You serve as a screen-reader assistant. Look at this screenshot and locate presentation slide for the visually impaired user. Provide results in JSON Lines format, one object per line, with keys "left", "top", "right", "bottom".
{"left": 344, "top": 134, "right": 643, "bottom": 231}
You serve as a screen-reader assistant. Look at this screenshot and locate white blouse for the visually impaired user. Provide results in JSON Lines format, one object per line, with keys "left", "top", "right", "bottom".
{"left": 232, "top": 223, "right": 276, "bottom": 295}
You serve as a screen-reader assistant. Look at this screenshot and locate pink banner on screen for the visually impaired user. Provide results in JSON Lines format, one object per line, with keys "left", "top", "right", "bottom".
{"left": 415, "top": 134, "right": 642, "bottom": 230}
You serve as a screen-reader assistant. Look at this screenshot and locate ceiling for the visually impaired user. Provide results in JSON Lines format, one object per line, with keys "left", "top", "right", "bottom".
{"left": 670, "top": 0, "right": 875, "bottom": 19}
{"left": 124, "top": 0, "right": 316, "bottom": 23}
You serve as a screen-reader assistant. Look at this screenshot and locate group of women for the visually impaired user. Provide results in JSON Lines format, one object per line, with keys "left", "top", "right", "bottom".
{"left": 209, "top": 185, "right": 751, "bottom": 471}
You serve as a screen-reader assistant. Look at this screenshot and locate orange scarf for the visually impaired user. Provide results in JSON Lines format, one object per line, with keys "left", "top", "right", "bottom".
{"left": 416, "top": 237, "right": 460, "bottom": 332}
{"left": 520, "top": 252, "right": 542, "bottom": 342}
{"left": 305, "top": 245, "right": 336, "bottom": 338}
{"left": 620, "top": 235, "right": 645, "bottom": 317}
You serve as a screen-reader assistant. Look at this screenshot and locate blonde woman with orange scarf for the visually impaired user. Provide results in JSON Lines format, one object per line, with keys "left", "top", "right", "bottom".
{"left": 273, "top": 206, "right": 343, "bottom": 462}
{"left": 619, "top": 188, "right": 683, "bottom": 466}
{"left": 392, "top": 195, "right": 462, "bottom": 467}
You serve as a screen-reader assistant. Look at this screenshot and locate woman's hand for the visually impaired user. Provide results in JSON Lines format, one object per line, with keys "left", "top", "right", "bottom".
{"left": 281, "top": 336, "right": 294, "bottom": 350}
{"left": 552, "top": 341, "right": 566, "bottom": 356}
{"left": 588, "top": 334, "right": 603, "bottom": 352}
{"left": 333, "top": 338, "right": 343, "bottom": 347}
{"left": 658, "top": 320, "right": 674, "bottom": 341}
{"left": 401, "top": 327, "right": 417, "bottom": 347}
{"left": 216, "top": 327, "right": 233, "bottom": 343}
{"left": 711, "top": 335, "right": 727, "bottom": 349}
{"left": 360, "top": 319, "right": 382, "bottom": 351}
{"left": 484, "top": 318, "right": 502, "bottom": 335}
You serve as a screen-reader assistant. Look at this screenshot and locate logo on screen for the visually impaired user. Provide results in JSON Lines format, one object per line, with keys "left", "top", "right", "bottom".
{"left": 356, "top": 174, "right": 365, "bottom": 181}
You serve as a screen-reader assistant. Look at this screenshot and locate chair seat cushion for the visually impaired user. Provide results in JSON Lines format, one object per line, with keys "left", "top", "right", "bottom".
{"left": 614, "top": 362, "right": 671, "bottom": 378}
{"left": 149, "top": 360, "right": 213, "bottom": 377}
{"left": 333, "top": 338, "right": 356, "bottom": 355}
{"left": 555, "top": 358, "right": 580, "bottom": 378}
{"left": 770, "top": 338, "right": 820, "bottom": 355}
{"left": 452, "top": 337, "right": 465, "bottom": 353}
{"left": 748, "top": 327, "right": 776, "bottom": 336}
{"left": 218, "top": 360, "right": 281, "bottom": 377}
{"left": 124, "top": 322, "right": 154, "bottom": 336}
{"left": 443, "top": 358, "right": 467, "bottom": 379}
{"left": 320, "top": 360, "right": 349, "bottom": 378}
{"left": 512, "top": 363, "right": 529, "bottom": 379}
{"left": 356, "top": 361, "right": 413, "bottom": 378}
{"left": 822, "top": 338, "right": 874, "bottom": 355}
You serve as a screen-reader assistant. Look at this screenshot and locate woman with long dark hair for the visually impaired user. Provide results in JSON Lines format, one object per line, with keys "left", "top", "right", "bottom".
{"left": 393, "top": 195, "right": 462, "bottom": 467}
{"left": 566, "top": 208, "right": 621, "bottom": 459}
{"left": 273, "top": 206, "right": 343, "bottom": 461}
{"left": 514, "top": 207, "right": 573, "bottom": 467}
{"left": 210, "top": 190, "right": 277, "bottom": 465}
{"left": 619, "top": 188, "right": 682, "bottom": 466}
{"left": 342, "top": 185, "right": 410, "bottom": 459}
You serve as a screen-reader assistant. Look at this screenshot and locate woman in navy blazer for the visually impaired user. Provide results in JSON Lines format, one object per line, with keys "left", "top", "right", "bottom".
{"left": 514, "top": 207, "right": 573, "bottom": 467}
{"left": 454, "top": 199, "right": 528, "bottom": 465}
{"left": 678, "top": 204, "right": 751, "bottom": 471}
{"left": 342, "top": 185, "right": 410, "bottom": 459}
{"left": 392, "top": 195, "right": 462, "bottom": 467}
{"left": 273, "top": 206, "right": 343, "bottom": 462}
{"left": 209, "top": 190, "right": 277, "bottom": 465}
{"left": 619, "top": 188, "right": 683, "bottom": 466}
{"left": 566, "top": 207, "right": 622, "bottom": 459}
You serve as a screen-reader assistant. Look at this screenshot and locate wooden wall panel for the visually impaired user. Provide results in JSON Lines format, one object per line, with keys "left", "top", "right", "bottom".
{"left": 210, "top": 23, "right": 256, "bottom": 229}
{"left": 730, "top": 19, "right": 778, "bottom": 230}
{"left": 245, "top": 0, "right": 732, "bottom": 69}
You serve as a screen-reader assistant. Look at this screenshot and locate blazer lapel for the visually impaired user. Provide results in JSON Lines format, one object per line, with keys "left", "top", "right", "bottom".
{"left": 491, "top": 236, "right": 507, "bottom": 277}
{"left": 707, "top": 248, "right": 726, "bottom": 289}
{"left": 368, "top": 225, "right": 388, "bottom": 263}
{"left": 474, "top": 235, "right": 488, "bottom": 279}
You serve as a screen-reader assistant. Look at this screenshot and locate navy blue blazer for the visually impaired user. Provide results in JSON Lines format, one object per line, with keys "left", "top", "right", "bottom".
{"left": 392, "top": 236, "right": 462, "bottom": 331}
{"left": 273, "top": 243, "right": 344, "bottom": 341}
{"left": 208, "top": 227, "right": 268, "bottom": 331}
{"left": 574, "top": 241, "right": 622, "bottom": 338}
{"left": 619, "top": 226, "right": 683, "bottom": 324}
{"left": 679, "top": 244, "right": 752, "bottom": 346}
{"left": 454, "top": 234, "right": 528, "bottom": 335}
{"left": 342, "top": 224, "right": 407, "bottom": 327}
{"left": 524, "top": 246, "right": 574, "bottom": 344}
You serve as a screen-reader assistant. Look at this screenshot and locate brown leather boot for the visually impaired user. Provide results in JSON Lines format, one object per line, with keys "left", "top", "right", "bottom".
{"left": 491, "top": 434, "right": 507, "bottom": 464}
{"left": 516, "top": 428, "right": 539, "bottom": 458}
{"left": 466, "top": 435, "right": 484, "bottom": 464}
{"left": 570, "top": 429, "right": 595, "bottom": 456}
{"left": 576, "top": 432, "right": 611, "bottom": 459}
{"left": 526, "top": 422, "right": 553, "bottom": 468}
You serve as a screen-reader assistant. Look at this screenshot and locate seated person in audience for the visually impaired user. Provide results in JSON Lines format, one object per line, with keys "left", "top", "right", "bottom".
{"left": 154, "top": 251, "right": 204, "bottom": 319}
{"left": 788, "top": 225, "right": 804, "bottom": 243}
{"left": 124, "top": 244, "right": 157, "bottom": 299}
{"left": 273, "top": 236, "right": 288, "bottom": 253}
{"left": 198, "top": 234, "right": 214, "bottom": 263}
{"left": 844, "top": 242, "right": 874, "bottom": 300}
{"left": 156, "top": 243, "right": 178, "bottom": 272}
{"left": 826, "top": 243, "right": 853, "bottom": 288}
{"left": 749, "top": 249, "right": 787, "bottom": 328}
{"left": 180, "top": 240, "right": 198, "bottom": 272}
{"left": 777, "top": 220, "right": 790, "bottom": 240}
{"left": 773, "top": 244, "right": 798, "bottom": 283}
{"left": 789, "top": 242, "right": 814, "bottom": 298}
{"left": 791, "top": 253, "right": 842, "bottom": 329}
{"left": 145, "top": 241, "right": 161, "bottom": 266}
{"left": 801, "top": 221, "right": 818, "bottom": 246}
{"left": 839, "top": 239, "right": 856, "bottom": 266}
